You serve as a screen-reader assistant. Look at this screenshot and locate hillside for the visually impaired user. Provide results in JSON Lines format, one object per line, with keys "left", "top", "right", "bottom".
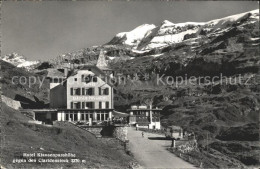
{"left": 0, "top": 60, "right": 49, "bottom": 108}
{"left": 0, "top": 103, "right": 135, "bottom": 168}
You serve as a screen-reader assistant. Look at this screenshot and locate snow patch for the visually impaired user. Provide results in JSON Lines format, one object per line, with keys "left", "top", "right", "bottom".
{"left": 17, "top": 61, "right": 39, "bottom": 68}
{"left": 249, "top": 37, "right": 260, "bottom": 41}
{"left": 114, "top": 24, "right": 156, "bottom": 47}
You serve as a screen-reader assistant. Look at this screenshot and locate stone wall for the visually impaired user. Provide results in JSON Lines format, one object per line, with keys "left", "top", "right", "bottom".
{"left": 113, "top": 127, "right": 128, "bottom": 142}
{"left": 1, "top": 95, "right": 21, "bottom": 110}
{"left": 84, "top": 127, "right": 103, "bottom": 138}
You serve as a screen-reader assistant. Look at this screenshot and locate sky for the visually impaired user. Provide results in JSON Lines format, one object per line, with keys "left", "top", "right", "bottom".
{"left": 1, "top": 1, "right": 258, "bottom": 61}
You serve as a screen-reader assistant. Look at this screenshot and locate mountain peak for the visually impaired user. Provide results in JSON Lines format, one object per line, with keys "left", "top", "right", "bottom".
{"left": 2, "top": 53, "right": 27, "bottom": 66}
{"left": 108, "top": 23, "right": 156, "bottom": 47}
{"left": 161, "top": 20, "right": 174, "bottom": 26}
{"left": 2, "top": 52, "right": 39, "bottom": 69}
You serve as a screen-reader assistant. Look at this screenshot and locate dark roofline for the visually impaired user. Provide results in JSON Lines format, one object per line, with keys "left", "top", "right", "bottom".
{"left": 127, "top": 109, "right": 162, "bottom": 111}
{"left": 58, "top": 108, "right": 114, "bottom": 111}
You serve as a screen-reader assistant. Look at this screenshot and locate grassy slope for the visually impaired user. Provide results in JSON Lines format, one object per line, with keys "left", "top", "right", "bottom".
{"left": 0, "top": 60, "right": 49, "bottom": 107}
{"left": 0, "top": 103, "right": 134, "bottom": 168}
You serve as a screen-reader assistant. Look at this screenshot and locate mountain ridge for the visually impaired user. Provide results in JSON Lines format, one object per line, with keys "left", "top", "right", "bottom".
{"left": 2, "top": 9, "right": 259, "bottom": 66}
{"left": 1, "top": 52, "right": 40, "bottom": 70}
{"left": 108, "top": 9, "right": 259, "bottom": 51}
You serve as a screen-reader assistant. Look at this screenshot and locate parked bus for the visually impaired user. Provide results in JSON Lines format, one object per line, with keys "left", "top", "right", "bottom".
{"left": 165, "top": 126, "right": 183, "bottom": 140}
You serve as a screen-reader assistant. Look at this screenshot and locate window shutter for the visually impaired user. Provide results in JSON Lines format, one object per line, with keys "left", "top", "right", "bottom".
{"left": 92, "top": 88, "right": 95, "bottom": 95}
{"left": 105, "top": 88, "right": 109, "bottom": 95}
{"left": 81, "top": 75, "right": 84, "bottom": 82}
{"left": 71, "top": 88, "right": 73, "bottom": 95}
{"left": 82, "top": 88, "right": 85, "bottom": 95}
{"left": 82, "top": 102, "right": 85, "bottom": 109}
{"left": 99, "top": 102, "right": 102, "bottom": 109}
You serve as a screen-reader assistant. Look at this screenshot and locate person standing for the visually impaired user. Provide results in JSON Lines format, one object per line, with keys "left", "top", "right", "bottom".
{"left": 142, "top": 132, "right": 144, "bottom": 138}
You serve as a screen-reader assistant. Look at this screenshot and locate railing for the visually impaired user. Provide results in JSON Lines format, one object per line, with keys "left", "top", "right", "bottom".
{"left": 138, "top": 128, "right": 165, "bottom": 135}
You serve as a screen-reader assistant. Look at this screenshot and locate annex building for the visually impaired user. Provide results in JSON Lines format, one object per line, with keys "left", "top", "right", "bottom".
{"left": 127, "top": 105, "right": 161, "bottom": 129}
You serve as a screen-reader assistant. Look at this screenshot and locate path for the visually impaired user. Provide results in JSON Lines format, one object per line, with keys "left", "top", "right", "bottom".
{"left": 127, "top": 127, "right": 197, "bottom": 169}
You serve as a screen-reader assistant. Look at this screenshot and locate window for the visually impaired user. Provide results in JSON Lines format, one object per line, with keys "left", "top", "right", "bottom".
{"left": 66, "top": 114, "right": 69, "bottom": 120}
{"left": 74, "top": 102, "right": 81, "bottom": 109}
{"left": 106, "top": 102, "right": 109, "bottom": 109}
{"left": 74, "top": 88, "right": 81, "bottom": 95}
{"left": 99, "top": 88, "right": 109, "bottom": 95}
{"left": 99, "top": 102, "right": 102, "bottom": 109}
{"left": 93, "top": 76, "right": 97, "bottom": 82}
{"left": 74, "top": 78, "right": 77, "bottom": 81}
{"left": 53, "top": 78, "right": 59, "bottom": 83}
{"left": 74, "top": 113, "right": 78, "bottom": 121}
{"left": 97, "top": 114, "right": 100, "bottom": 121}
{"left": 86, "top": 102, "right": 94, "bottom": 109}
{"left": 86, "top": 88, "right": 94, "bottom": 95}
{"left": 88, "top": 88, "right": 92, "bottom": 95}
{"left": 70, "top": 88, "right": 74, "bottom": 95}
{"left": 82, "top": 102, "right": 85, "bottom": 109}
{"left": 81, "top": 114, "right": 85, "bottom": 121}
{"left": 101, "top": 114, "right": 104, "bottom": 121}
{"left": 71, "top": 102, "right": 73, "bottom": 109}
{"left": 82, "top": 88, "right": 94, "bottom": 95}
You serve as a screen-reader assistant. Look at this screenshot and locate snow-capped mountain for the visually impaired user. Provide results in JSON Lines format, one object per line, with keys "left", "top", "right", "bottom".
{"left": 108, "top": 9, "right": 259, "bottom": 51}
{"left": 1, "top": 53, "right": 39, "bottom": 70}
{"left": 108, "top": 24, "right": 156, "bottom": 48}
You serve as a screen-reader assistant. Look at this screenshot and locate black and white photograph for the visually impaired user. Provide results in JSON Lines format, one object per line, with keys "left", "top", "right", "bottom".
{"left": 0, "top": 1, "right": 259, "bottom": 168}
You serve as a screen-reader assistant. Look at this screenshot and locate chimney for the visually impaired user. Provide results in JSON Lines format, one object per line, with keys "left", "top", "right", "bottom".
{"left": 64, "top": 67, "right": 68, "bottom": 77}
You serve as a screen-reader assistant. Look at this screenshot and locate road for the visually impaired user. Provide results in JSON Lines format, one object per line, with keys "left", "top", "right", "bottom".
{"left": 127, "top": 127, "right": 197, "bottom": 169}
